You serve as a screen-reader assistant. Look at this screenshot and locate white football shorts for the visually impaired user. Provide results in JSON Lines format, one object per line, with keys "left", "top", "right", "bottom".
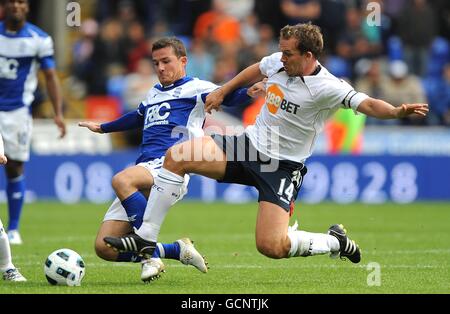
{"left": 0, "top": 107, "right": 32, "bottom": 162}
{"left": 103, "top": 157, "right": 190, "bottom": 222}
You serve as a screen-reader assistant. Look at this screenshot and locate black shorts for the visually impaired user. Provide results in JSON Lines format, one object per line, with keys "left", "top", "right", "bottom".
{"left": 212, "top": 133, "right": 307, "bottom": 212}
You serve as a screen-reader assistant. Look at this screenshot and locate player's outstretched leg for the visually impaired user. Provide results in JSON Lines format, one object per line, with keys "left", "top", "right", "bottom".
{"left": 328, "top": 224, "right": 361, "bottom": 263}
{"left": 104, "top": 233, "right": 156, "bottom": 259}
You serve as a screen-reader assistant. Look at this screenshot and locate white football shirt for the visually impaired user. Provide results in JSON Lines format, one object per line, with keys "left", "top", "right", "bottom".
{"left": 245, "top": 52, "right": 369, "bottom": 163}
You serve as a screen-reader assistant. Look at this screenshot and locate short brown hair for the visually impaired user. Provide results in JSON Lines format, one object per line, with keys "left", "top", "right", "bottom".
{"left": 152, "top": 37, "right": 187, "bottom": 58}
{"left": 280, "top": 23, "right": 324, "bottom": 58}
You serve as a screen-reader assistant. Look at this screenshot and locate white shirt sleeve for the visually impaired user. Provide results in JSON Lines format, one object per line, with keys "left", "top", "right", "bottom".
{"left": 0, "top": 133, "right": 4, "bottom": 156}
{"left": 38, "top": 36, "right": 55, "bottom": 58}
{"left": 321, "top": 78, "right": 369, "bottom": 111}
{"left": 195, "top": 79, "right": 220, "bottom": 94}
{"left": 259, "top": 52, "right": 283, "bottom": 77}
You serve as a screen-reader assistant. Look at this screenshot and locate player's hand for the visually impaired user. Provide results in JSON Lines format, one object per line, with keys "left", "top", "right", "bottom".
{"left": 54, "top": 115, "right": 67, "bottom": 139}
{"left": 78, "top": 121, "right": 104, "bottom": 134}
{"left": 396, "top": 104, "right": 429, "bottom": 118}
{"left": 205, "top": 88, "right": 226, "bottom": 114}
{"left": 247, "top": 79, "right": 267, "bottom": 98}
{"left": 0, "top": 154, "right": 7, "bottom": 165}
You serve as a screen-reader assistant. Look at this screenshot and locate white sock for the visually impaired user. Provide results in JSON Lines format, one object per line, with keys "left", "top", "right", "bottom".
{"left": 156, "top": 243, "right": 165, "bottom": 258}
{"left": 136, "top": 168, "right": 184, "bottom": 242}
{"left": 0, "top": 220, "right": 14, "bottom": 273}
{"left": 288, "top": 229, "right": 340, "bottom": 257}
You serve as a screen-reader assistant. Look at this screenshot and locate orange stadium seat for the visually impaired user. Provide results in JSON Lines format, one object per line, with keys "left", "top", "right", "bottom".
{"left": 85, "top": 96, "right": 123, "bottom": 121}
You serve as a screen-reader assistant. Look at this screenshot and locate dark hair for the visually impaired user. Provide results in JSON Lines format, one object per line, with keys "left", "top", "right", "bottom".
{"left": 152, "top": 37, "right": 187, "bottom": 58}
{"left": 280, "top": 23, "right": 324, "bottom": 58}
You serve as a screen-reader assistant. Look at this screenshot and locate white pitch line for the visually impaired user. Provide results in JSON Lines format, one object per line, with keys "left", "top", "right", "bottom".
{"left": 18, "top": 261, "right": 448, "bottom": 269}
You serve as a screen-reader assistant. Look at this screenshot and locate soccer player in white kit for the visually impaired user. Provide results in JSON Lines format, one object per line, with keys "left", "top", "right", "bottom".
{"left": 105, "top": 24, "right": 428, "bottom": 264}
{"left": 0, "top": 133, "right": 26, "bottom": 281}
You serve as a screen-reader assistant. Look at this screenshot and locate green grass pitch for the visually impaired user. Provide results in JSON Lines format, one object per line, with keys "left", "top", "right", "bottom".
{"left": 1, "top": 201, "right": 449, "bottom": 294}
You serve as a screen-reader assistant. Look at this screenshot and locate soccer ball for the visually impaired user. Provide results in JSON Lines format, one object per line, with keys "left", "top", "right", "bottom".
{"left": 44, "top": 249, "right": 86, "bottom": 286}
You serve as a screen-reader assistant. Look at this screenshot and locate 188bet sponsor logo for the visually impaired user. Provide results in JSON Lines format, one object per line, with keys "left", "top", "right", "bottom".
{"left": 266, "top": 84, "right": 300, "bottom": 115}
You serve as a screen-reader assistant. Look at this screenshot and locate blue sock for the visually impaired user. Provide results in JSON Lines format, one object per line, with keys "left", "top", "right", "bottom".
{"left": 152, "top": 242, "right": 180, "bottom": 260}
{"left": 121, "top": 191, "right": 147, "bottom": 229}
{"left": 117, "top": 243, "right": 180, "bottom": 261}
{"left": 116, "top": 252, "right": 142, "bottom": 263}
{"left": 7, "top": 176, "right": 25, "bottom": 231}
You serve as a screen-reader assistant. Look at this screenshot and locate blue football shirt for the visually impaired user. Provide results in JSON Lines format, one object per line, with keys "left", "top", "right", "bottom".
{"left": 0, "top": 22, "right": 55, "bottom": 111}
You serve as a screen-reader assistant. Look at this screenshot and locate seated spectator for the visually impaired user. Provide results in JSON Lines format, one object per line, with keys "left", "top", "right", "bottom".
{"left": 252, "top": 24, "right": 279, "bottom": 61}
{"left": 423, "top": 63, "right": 450, "bottom": 126}
{"left": 212, "top": 56, "right": 239, "bottom": 86}
{"left": 355, "top": 59, "right": 396, "bottom": 126}
{"left": 88, "top": 19, "right": 128, "bottom": 94}
{"left": 186, "top": 39, "right": 216, "bottom": 82}
{"left": 280, "top": 0, "right": 321, "bottom": 25}
{"left": 240, "top": 14, "right": 260, "bottom": 47}
{"left": 193, "top": 0, "right": 241, "bottom": 47}
{"left": 223, "top": 0, "right": 255, "bottom": 21}
{"left": 336, "top": 7, "right": 382, "bottom": 77}
{"left": 72, "top": 19, "right": 99, "bottom": 83}
{"left": 384, "top": 60, "right": 428, "bottom": 125}
{"left": 398, "top": 0, "right": 437, "bottom": 76}
{"left": 355, "top": 59, "right": 385, "bottom": 93}
{"left": 123, "top": 58, "right": 159, "bottom": 111}
{"left": 125, "top": 21, "right": 150, "bottom": 73}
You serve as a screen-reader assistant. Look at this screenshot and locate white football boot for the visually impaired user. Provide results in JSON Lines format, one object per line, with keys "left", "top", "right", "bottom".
{"left": 177, "top": 238, "right": 208, "bottom": 273}
{"left": 7, "top": 230, "right": 23, "bottom": 245}
{"left": 141, "top": 258, "right": 165, "bottom": 283}
{"left": 3, "top": 269, "right": 27, "bottom": 282}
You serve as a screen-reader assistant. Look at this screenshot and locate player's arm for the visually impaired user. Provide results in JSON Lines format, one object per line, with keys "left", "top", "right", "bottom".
{"left": 42, "top": 68, "right": 66, "bottom": 139}
{"left": 79, "top": 110, "right": 144, "bottom": 134}
{"left": 201, "top": 87, "right": 252, "bottom": 108}
{"left": 205, "top": 63, "right": 265, "bottom": 113}
{"left": 357, "top": 98, "right": 429, "bottom": 119}
{"left": 247, "top": 79, "right": 267, "bottom": 98}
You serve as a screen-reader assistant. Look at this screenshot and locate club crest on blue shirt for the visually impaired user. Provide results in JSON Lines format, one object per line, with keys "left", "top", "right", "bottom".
{"left": 173, "top": 87, "right": 182, "bottom": 98}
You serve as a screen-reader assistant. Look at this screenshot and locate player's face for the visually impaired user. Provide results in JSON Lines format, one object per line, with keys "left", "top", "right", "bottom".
{"left": 152, "top": 47, "right": 187, "bottom": 86}
{"left": 279, "top": 37, "right": 308, "bottom": 77}
{"left": 5, "top": 0, "right": 29, "bottom": 24}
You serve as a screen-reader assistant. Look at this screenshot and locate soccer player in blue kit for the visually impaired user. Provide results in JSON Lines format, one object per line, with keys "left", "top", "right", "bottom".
{"left": 0, "top": 0, "right": 66, "bottom": 245}
{"left": 79, "top": 37, "right": 252, "bottom": 282}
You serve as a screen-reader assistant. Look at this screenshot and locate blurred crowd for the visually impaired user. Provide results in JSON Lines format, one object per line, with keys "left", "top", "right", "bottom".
{"left": 2, "top": 0, "right": 448, "bottom": 127}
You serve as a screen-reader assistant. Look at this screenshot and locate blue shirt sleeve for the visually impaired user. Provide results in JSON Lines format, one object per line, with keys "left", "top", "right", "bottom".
{"left": 100, "top": 110, "right": 143, "bottom": 133}
{"left": 39, "top": 56, "right": 56, "bottom": 70}
{"left": 222, "top": 88, "right": 252, "bottom": 107}
{"left": 201, "top": 88, "right": 251, "bottom": 107}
